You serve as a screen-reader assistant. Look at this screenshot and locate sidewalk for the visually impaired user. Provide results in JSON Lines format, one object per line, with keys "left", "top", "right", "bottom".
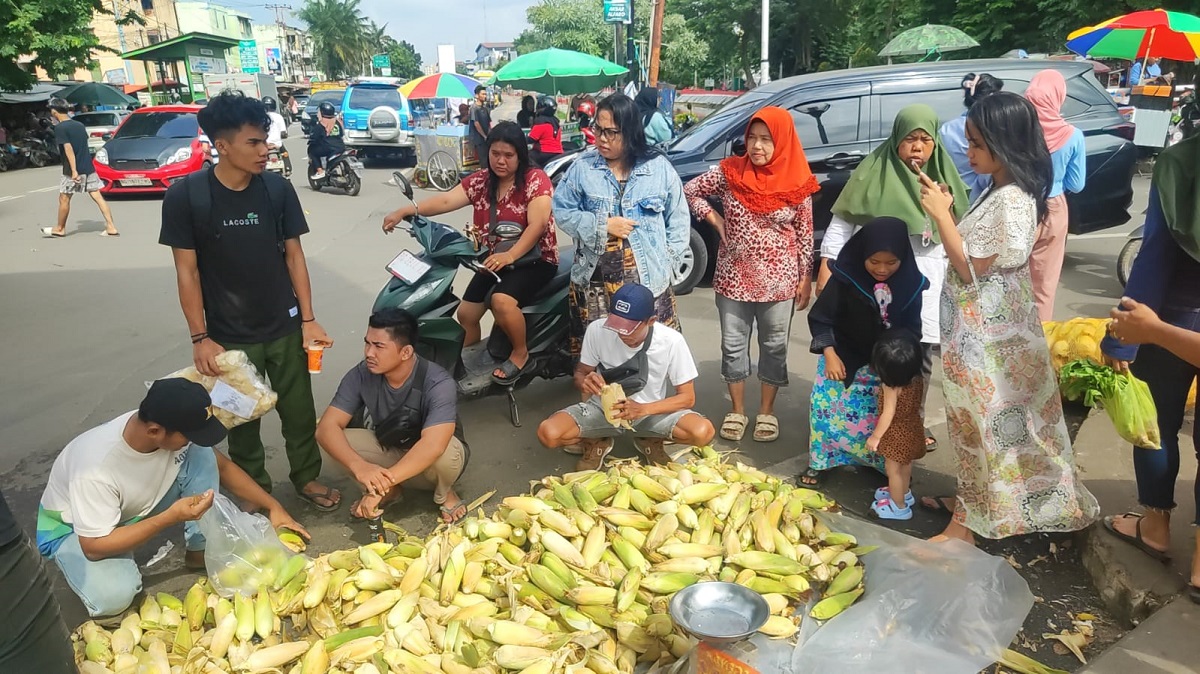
{"left": 1077, "top": 596, "right": 1198, "bottom": 673}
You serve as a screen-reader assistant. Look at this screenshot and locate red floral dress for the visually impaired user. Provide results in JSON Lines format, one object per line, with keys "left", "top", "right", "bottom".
{"left": 684, "top": 168, "right": 813, "bottom": 302}
{"left": 461, "top": 168, "right": 559, "bottom": 265}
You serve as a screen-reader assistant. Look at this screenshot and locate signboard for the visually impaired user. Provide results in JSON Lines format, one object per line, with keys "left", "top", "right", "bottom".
{"left": 265, "top": 47, "right": 282, "bottom": 75}
{"left": 603, "top": 0, "right": 630, "bottom": 23}
{"left": 238, "top": 40, "right": 260, "bottom": 73}
{"left": 104, "top": 68, "right": 127, "bottom": 85}
{"left": 188, "top": 56, "right": 228, "bottom": 75}
{"left": 437, "top": 44, "right": 456, "bottom": 74}
{"left": 380, "top": 67, "right": 392, "bottom": 77}
{"left": 200, "top": 48, "right": 215, "bottom": 56}
{"left": 704, "top": 78, "right": 716, "bottom": 88}
{"left": 372, "top": 53, "right": 391, "bottom": 69}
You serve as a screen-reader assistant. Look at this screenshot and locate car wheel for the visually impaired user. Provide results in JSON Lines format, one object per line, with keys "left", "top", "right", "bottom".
{"left": 672, "top": 228, "right": 708, "bottom": 296}
{"left": 1117, "top": 236, "right": 1141, "bottom": 287}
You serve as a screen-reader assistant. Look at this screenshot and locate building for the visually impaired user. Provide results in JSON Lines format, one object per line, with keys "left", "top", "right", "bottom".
{"left": 473, "top": 42, "right": 515, "bottom": 69}
{"left": 175, "top": 1, "right": 254, "bottom": 71}
{"left": 253, "top": 23, "right": 317, "bottom": 82}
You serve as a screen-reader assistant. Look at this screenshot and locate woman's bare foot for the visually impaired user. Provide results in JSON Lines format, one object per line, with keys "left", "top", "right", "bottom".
{"left": 929, "top": 519, "right": 975, "bottom": 545}
{"left": 1110, "top": 512, "right": 1171, "bottom": 554}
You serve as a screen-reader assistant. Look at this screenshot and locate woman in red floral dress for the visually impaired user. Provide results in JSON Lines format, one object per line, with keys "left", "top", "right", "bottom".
{"left": 684, "top": 106, "right": 819, "bottom": 443}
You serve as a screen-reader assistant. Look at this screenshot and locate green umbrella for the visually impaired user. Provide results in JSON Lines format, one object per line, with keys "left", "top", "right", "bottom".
{"left": 879, "top": 24, "right": 980, "bottom": 59}
{"left": 58, "top": 82, "right": 136, "bottom": 107}
{"left": 489, "top": 48, "right": 628, "bottom": 95}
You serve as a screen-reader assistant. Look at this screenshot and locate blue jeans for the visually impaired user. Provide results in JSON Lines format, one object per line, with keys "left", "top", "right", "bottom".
{"left": 1129, "top": 307, "right": 1200, "bottom": 524}
{"left": 49, "top": 445, "right": 219, "bottom": 617}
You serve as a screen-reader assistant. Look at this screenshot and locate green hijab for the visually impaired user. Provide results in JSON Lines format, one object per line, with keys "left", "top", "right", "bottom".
{"left": 831, "top": 104, "right": 969, "bottom": 242}
{"left": 1152, "top": 134, "right": 1200, "bottom": 262}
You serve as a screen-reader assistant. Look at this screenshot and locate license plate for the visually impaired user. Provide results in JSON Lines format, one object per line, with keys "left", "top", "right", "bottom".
{"left": 120, "top": 177, "right": 152, "bottom": 187}
{"left": 267, "top": 160, "right": 284, "bottom": 169}
{"left": 347, "top": 130, "right": 370, "bottom": 138}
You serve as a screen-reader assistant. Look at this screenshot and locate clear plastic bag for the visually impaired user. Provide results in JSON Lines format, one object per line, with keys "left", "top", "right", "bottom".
{"left": 162, "top": 350, "right": 278, "bottom": 429}
{"left": 198, "top": 493, "right": 297, "bottom": 597}
{"left": 791, "top": 513, "right": 1033, "bottom": 674}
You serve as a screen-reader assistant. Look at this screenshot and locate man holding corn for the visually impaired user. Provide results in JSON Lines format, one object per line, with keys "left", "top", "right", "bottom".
{"left": 537, "top": 283, "right": 716, "bottom": 470}
{"left": 36, "top": 379, "right": 310, "bottom": 619}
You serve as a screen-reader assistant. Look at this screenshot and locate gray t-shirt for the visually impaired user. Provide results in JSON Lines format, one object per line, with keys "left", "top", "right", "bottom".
{"left": 330, "top": 359, "right": 457, "bottom": 430}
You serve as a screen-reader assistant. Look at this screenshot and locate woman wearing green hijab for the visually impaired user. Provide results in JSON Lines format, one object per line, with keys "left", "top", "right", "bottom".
{"left": 813, "top": 104, "right": 969, "bottom": 456}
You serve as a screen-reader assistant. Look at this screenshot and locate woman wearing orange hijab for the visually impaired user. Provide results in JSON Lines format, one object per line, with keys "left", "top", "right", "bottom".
{"left": 685, "top": 107, "right": 820, "bottom": 442}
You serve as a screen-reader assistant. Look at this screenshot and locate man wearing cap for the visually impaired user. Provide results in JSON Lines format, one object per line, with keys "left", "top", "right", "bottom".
{"left": 36, "top": 379, "right": 310, "bottom": 619}
{"left": 537, "top": 284, "right": 715, "bottom": 470}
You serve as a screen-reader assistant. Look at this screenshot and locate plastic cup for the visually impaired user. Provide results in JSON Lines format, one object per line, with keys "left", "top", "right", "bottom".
{"left": 306, "top": 343, "right": 325, "bottom": 374}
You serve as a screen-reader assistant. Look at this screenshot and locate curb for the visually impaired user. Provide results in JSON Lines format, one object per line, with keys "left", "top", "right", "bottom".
{"left": 1076, "top": 524, "right": 1184, "bottom": 628}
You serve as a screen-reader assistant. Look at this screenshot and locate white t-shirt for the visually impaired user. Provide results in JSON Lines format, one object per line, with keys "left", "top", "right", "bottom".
{"left": 267, "top": 111, "right": 287, "bottom": 146}
{"left": 580, "top": 321, "right": 699, "bottom": 404}
{"left": 38, "top": 411, "right": 187, "bottom": 543}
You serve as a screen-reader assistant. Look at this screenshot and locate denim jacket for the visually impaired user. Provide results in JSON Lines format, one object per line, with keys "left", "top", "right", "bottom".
{"left": 552, "top": 149, "right": 690, "bottom": 296}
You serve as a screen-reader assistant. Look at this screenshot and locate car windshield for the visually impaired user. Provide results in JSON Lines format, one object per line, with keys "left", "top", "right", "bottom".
{"left": 668, "top": 91, "right": 773, "bottom": 154}
{"left": 73, "top": 112, "right": 118, "bottom": 127}
{"left": 113, "top": 112, "right": 198, "bottom": 139}
{"left": 306, "top": 91, "right": 343, "bottom": 110}
{"left": 348, "top": 86, "right": 402, "bottom": 110}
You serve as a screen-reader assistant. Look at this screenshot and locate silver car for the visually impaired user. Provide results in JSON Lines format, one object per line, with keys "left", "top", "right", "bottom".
{"left": 74, "top": 110, "right": 131, "bottom": 154}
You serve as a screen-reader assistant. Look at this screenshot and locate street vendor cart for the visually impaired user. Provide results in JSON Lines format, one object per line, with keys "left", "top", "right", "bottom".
{"left": 415, "top": 123, "right": 478, "bottom": 192}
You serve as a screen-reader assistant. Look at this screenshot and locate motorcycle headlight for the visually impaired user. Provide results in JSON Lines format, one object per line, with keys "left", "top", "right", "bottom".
{"left": 94, "top": 148, "right": 108, "bottom": 165}
{"left": 163, "top": 146, "right": 193, "bottom": 165}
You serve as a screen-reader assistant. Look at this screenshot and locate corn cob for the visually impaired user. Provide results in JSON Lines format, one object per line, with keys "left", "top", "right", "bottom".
{"left": 758, "top": 615, "right": 799, "bottom": 638}
{"left": 642, "top": 512, "right": 678, "bottom": 554}
{"left": 726, "top": 551, "right": 806, "bottom": 576}
{"left": 565, "top": 585, "right": 618, "bottom": 606}
{"left": 658, "top": 543, "right": 722, "bottom": 559}
{"left": 492, "top": 645, "right": 553, "bottom": 670}
{"left": 526, "top": 564, "right": 568, "bottom": 601}
{"left": 651, "top": 557, "right": 711, "bottom": 574}
{"left": 638, "top": 572, "right": 700, "bottom": 594}
{"left": 240, "top": 641, "right": 311, "bottom": 670}
{"left": 599, "top": 383, "right": 634, "bottom": 429}
{"left": 628, "top": 474, "right": 672, "bottom": 502}
{"left": 538, "top": 530, "right": 587, "bottom": 568}
{"left": 537, "top": 509, "right": 581, "bottom": 538}
{"left": 486, "top": 620, "right": 554, "bottom": 647}
{"left": 827, "top": 564, "right": 864, "bottom": 596}
{"left": 810, "top": 587, "right": 864, "bottom": 620}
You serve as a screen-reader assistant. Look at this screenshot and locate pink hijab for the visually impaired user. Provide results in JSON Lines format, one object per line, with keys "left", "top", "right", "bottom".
{"left": 1025, "top": 70, "right": 1075, "bottom": 153}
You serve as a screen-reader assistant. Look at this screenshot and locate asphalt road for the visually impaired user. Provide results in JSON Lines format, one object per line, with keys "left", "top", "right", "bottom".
{"left": 0, "top": 130, "right": 1179, "bottom": 665}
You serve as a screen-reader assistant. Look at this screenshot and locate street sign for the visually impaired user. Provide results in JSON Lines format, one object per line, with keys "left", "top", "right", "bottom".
{"left": 238, "top": 40, "right": 260, "bottom": 73}
{"left": 380, "top": 67, "right": 392, "bottom": 77}
{"left": 372, "top": 53, "right": 391, "bottom": 69}
{"left": 603, "top": 0, "right": 630, "bottom": 23}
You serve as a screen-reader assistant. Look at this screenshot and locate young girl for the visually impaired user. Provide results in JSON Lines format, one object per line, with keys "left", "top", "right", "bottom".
{"left": 803, "top": 216, "right": 929, "bottom": 486}
{"left": 866, "top": 329, "right": 926, "bottom": 520}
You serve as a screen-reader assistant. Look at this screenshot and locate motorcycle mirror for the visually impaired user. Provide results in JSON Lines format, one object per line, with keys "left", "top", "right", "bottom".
{"left": 392, "top": 170, "right": 414, "bottom": 201}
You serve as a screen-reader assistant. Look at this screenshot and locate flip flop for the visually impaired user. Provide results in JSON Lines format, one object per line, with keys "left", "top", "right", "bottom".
{"left": 440, "top": 500, "right": 468, "bottom": 525}
{"left": 41, "top": 227, "right": 65, "bottom": 238}
{"left": 754, "top": 414, "right": 780, "bottom": 442}
{"left": 924, "top": 428, "right": 938, "bottom": 452}
{"left": 1103, "top": 513, "right": 1171, "bottom": 563}
{"left": 491, "top": 358, "right": 527, "bottom": 385}
{"left": 719, "top": 413, "right": 748, "bottom": 441}
{"left": 798, "top": 468, "right": 823, "bottom": 487}
{"left": 298, "top": 484, "right": 342, "bottom": 512}
{"left": 919, "top": 495, "right": 957, "bottom": 514}
{"left": 98, "top": 231, "right": 120, "bottom": 237}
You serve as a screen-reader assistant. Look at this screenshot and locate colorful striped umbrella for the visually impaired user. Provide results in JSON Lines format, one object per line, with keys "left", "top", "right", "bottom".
{"left": 1067, "top": 9, "right": 1200, "bottom": 61}
{"left": 400, "top": 73, "right": 482, "bottom": 99}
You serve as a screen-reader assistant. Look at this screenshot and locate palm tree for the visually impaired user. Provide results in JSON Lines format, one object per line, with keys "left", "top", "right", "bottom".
{"left": 298, "top": 0, "right": 371, "bottom": 79}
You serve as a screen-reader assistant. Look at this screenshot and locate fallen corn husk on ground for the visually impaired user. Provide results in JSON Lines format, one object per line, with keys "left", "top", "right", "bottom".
{"left": 72, "top": 446, "right": 870, "bottom": 673}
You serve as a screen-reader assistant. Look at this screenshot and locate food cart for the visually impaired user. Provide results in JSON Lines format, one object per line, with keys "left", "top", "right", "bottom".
{"left": 414, "top": 123, "right": 478, "bottom": 191}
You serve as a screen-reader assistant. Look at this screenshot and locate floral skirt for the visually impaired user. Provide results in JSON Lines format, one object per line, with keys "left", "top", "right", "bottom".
{"left": 808, "top": 355, "right": 885, "bottom": 473}
{"left": 940, "top": 263, "right": 1099, "bottom": 539}
{"left": 568, "top": 237, "right": 680, "bottom": 356}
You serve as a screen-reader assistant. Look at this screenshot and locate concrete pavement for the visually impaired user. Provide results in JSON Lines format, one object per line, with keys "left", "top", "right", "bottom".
{"left": 0, "top": 136, "right": 1193, "bottom": 669}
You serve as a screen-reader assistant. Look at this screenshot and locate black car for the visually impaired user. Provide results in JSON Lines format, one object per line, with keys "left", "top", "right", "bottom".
{"left": 573, "top": 59, "right": 1136, "bottom": 294}
{"left": 301, "top": 89, "right": 345, "bottom": 136}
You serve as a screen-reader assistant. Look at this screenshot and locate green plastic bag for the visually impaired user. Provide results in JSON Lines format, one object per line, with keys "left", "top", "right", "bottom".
{"left": 1059, "top": 360, "right": 1161, "bottom": 449}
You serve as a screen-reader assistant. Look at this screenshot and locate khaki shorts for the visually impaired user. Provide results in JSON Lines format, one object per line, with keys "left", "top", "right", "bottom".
{"left": 59, "top": 173, "right": 102, "bottom": 194}
{"left": 563, "top": 398, "right": 694, "bottom": 440}
{"left": 343, "top": 429, "right": 467, "bottom": 505}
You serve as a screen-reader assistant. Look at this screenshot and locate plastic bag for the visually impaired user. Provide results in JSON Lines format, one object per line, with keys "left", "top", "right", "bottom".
{"left": 198, "top": 493, "right": 297, "bottom": 597}
{"left": 162, "top": 350, "right": 278, "bottom": 429}
{"left": 1105, "top": 374, "right": 1161, "bottom": 449}
{"left": 790, "top": 513, "right": 1033, "bottom": 674}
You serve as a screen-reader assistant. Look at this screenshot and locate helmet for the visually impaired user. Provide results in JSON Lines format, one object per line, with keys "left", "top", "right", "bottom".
{"left": 536, "top": 95, "right": 557, "bottom": 117}
{"left": 319, "top": 101, "right": 337, "bottom": 118}
{"left": 577, "top": 100, "right": 595, "bottom": 117}
{"left": 262, "top": 96, "right": 277, "bottom": 112}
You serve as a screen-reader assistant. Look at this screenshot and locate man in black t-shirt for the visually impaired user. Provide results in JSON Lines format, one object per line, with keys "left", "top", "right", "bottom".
{"left": 159, "top": 91, "right": 341, "bottom": 511}
{"left": 40, "top": 98, "right": 119, "bottom": 238}
{"left": 469, "top": 85, "right": 492, "bottom": 170}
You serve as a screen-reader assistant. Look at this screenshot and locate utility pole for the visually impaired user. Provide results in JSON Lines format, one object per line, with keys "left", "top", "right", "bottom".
{"left": 112, "top": 0, "right": 135, "bottom": 83}
{"left": 760, "top": 0, "right": 770, "bottom": 85}
{"left": 266, "top": 3, "right": 292, "bottom": 80}
{"left": 647, "top": 0, "right": 665, "bottom": 86}
{"left": 626, "top": 0, "right": 636, "bottom": 85}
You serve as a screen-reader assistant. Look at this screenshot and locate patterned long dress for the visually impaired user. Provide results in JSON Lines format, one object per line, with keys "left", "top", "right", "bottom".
{"left": 940, "top": 185, "right": 1099, "bottom": 539}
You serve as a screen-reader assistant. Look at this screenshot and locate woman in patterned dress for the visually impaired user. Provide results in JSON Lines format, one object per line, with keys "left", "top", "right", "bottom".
{"left": 684, "top": 106, "right": 819, "bottom": 443}
{"left": 918, "top": 92, "right": 1099, "bottom": 543}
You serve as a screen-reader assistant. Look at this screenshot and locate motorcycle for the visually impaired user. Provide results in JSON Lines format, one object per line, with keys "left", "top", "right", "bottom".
{"left": 307, "top": 150, "right": 362, "bottom": 196}
{"left": 1117, "top": 224, "right": 1143, "bottom": 288}
{"left": 266, "top": 146, "right": 291, "bottom": 178}
{"left": 14, "top": 138, "right": 51, "bottom": 168}
{"left": 373, "top": 172, "right": 573, "bottom": 425}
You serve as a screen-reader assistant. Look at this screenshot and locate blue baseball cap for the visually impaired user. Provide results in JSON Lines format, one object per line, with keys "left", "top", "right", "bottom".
{"left": 604, "top": 283, "right": 655, "bottom": 335}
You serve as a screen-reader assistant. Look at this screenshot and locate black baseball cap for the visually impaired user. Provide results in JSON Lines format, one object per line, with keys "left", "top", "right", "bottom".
{"left": 139, "top": 378, "right": 227, "bottom": 447}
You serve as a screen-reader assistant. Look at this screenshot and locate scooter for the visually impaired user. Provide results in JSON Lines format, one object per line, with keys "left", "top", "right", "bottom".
{"left": 307, "top": 149, "right": 362, "bottom": 196}
{"left": 372, "top": 172, "right": 574, "bottom": 425}
{"left": 266, "top": 146, "right": 290, "bottom": 178}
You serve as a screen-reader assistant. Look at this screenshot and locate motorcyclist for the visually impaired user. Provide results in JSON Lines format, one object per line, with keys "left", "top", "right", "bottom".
{"left": 308, "top": 101, "right": 344, "bottom": 179}
{"left": 262, "top": 96, "right": 292, "bottom": 177}
{"left": 528, "top": 94, "right": 563, "bottom": 167}
{"left": 576, "top": 100, "right": 595, "bottom": 146}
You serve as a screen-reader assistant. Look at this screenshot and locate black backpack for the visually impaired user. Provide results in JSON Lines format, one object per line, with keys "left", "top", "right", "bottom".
{"left": 184, "top": 166, "right": 289, "bottom": 252}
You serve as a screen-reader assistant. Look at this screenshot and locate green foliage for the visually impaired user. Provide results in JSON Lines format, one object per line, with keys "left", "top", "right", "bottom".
{"left": 298, "top": 0, "right": 370, "bottom": 79}
{"left": 0, "top": 0, "right": 143, "bottom": 91}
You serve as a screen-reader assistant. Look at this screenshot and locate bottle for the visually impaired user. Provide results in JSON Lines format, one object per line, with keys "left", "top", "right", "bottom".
{"left": 367, "top": 515, "right": 386, "bottom": 544}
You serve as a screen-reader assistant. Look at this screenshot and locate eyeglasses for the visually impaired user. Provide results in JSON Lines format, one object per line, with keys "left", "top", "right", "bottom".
{"left": 595, "top": 126, "right": 622, "bottom": 140}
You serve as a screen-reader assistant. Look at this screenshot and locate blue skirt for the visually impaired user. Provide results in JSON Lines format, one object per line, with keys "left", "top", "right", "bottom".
{"left": 807, "top": 355, "right": 885, "bottom": 473}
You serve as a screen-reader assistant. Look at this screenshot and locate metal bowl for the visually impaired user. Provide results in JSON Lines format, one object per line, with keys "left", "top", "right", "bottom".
{"left": 668, "top": 581, "right": 770, "bottom": 644}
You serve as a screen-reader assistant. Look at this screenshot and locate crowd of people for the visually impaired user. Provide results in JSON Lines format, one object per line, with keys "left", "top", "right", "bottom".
{"left": 7, "top": 62, "right": 1200, "bottom": 669}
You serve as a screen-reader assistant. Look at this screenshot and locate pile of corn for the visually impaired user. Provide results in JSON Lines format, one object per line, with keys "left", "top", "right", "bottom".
{"left": 73, "top": 447, "right": 870, "bottom": 674}
{"left": 1043, "top": 318, "right": 1109, "bottom": 371}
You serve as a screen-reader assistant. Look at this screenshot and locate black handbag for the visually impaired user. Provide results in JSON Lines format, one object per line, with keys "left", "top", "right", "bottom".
{"left": 489, "top": 198, "right": 542, "bottom": 268}
{"left": 597, "top": 325, "right": 654, "bottom": 395}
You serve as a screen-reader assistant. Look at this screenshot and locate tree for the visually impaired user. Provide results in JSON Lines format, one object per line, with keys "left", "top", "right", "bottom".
{"left": 381, "top": 37, "right": 422, "bottom": 80}
{"left": 514, "top": 0, "right": 610, "bottom": 56}
{"left": 298, "top": 0, "right": 370, "bottom": 79}
{"left": 0, "top": 0, "right": 143, "bottom": 91}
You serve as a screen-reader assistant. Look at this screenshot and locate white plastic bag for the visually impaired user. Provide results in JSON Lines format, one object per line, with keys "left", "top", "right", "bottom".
{"left": 791, "top": 513, "right": 1033, "bottom": 674}
{"left": 162, "top": 350, "right": 278, "bottom": 429}
{"left": 198, "top": 493, "right": 297, "bottom": 597}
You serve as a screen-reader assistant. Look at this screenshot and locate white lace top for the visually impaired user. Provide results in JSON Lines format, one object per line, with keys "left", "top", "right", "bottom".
{"left": 957, "top": 184, "right": 1038, "bottom": 269}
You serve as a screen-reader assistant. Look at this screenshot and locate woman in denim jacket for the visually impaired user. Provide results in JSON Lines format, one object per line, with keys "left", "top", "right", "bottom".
{"left": 552, "top": 94, "right": 691, "bottom": 358}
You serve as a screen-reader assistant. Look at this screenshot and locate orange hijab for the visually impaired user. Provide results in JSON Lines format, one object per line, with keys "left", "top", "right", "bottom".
{"left": 719, "top": 106, "right": 819, "bottom": 214}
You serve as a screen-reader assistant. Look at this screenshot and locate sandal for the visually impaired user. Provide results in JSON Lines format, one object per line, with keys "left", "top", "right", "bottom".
{"left": 919, "top": 495, "right": 956, "bottom": 514}
{"left": 753, "top": 414, "right": 779, "bottom": 442}
{"left": 439, "top": 500, "right": 468, "bottom": 525}
{"left": 298, "top": 484, "right": 342, "bottom": 512}
{"left": 1189, "top": 585, "right": 1200, "bottom": 604}
{"left": 720, "top": 413, "right": 748, "bottom": 441}
{"left": 41, "top": 227, "right": 65, "bottom": 238}
{"left": 491, "top": 358, "right": 527, "bottom": 385}
{"left": 798, "top": 468, "right": 823, "bottom": 487}
{"left": 924, "top": 428, "right": 938, "bottom": 452}
{"left": 1103, "top": 513, "right": 1171, "bottom": 563}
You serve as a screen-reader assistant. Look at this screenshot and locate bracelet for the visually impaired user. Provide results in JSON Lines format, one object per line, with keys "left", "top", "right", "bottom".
{"left": 191, "top": 333, "right": 209, "bottom": 344}
{"left": 302, "top": 318, "right": 316, "bottom": 323}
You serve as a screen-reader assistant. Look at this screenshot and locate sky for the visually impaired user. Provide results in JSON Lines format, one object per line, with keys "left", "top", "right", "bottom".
{"left": 236, "top": 0, "right": 536, "bottom": 64}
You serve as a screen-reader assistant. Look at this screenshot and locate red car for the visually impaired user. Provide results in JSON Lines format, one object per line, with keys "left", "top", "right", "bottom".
{"left": 94, "top": 104, "right": 212, "bottom": 194}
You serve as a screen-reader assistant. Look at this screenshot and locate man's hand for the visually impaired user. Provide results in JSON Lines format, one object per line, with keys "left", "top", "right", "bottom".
{"left": 383, "top": 206, "right": 416, "bottom": 234}
{"left": 824, "top": 351, "right": 846, "bottom": 382}
{"left": 795, "top": 276, "right": 812, "bottom": 311}
{"left": 352, "top": 492, "right": 384, "bottom": 519}
{"left": 866, "top": 434, "right": 881, "bottom": 453}
{"left": 606, "top": 216, "right": 637, "bottom": 239}
{"left": 354, "top": 461, "right": 395, "bottom": 497}
{"left": 193, "top": 338, "right": 226, "bottom": 377}
{"left": 71, "top": 171, "right": 81, "bottom": 183}
{"left": 168, "top": 490, "right": 215, "bottom": 524}
{"left": 579, "top": 371, "right": 606, "bottom": 397}
{"left": 303, "top": 320, "right": 333, "bottom": 349}
{"left": 1109, "top": 297, "right": 1164, "bottom": 346}
{"left": 612, "top": 398, "right": 648, "bottom": 421}
{"left": 268, "top": 507, "right": 311, "bottom": 540}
